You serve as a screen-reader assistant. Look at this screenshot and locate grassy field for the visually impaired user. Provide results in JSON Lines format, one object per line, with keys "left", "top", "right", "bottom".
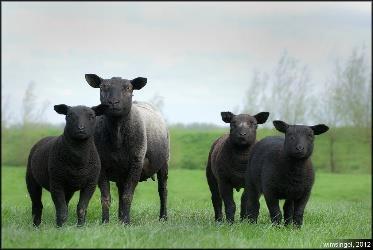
{"left": 2, "top": 125, "right": 371, "bottom": 173}
{"left": 1, "top": 166, "right": 371, "bottom": 248}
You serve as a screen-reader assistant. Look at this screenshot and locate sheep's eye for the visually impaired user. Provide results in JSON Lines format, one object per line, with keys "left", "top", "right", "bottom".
{"left": 308, "top": 133, "right": 313, "bottom": 138}
{"left": 101, "top": 84, "right": 109, "bottom": 90}
{"left": 89, "top": 114, "right": 95, "bottom": 120}
{"left": 289, "top": 135, "right": 295, "bottom": 140}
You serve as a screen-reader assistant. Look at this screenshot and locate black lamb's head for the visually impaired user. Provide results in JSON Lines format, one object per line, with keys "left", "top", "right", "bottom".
{"left": 54, "top": 104, "right": 108, "bottom": 140}
{"left": 221, "top": 111, "right": 269, "bottom": 148}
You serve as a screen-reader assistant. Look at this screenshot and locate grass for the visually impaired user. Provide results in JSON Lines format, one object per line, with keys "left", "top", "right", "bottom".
{"left": 2, "top": 125, "right": 371, "bottom": 173}
{"left": 1, "top": 166, "right": 371, "bottom": 248}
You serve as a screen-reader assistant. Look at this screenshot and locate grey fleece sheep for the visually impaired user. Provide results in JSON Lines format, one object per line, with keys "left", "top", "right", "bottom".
{"left": 84, "top": 74, "right": 170, "bottom": 224}
{"left": 26, "top": 104, "right": 107, "bottom": 227}
{"left": 206, "top": 111, "right": 269, "bottom": 223}
{"left": 243, "top": 120, "right": 329, "bottom": 227}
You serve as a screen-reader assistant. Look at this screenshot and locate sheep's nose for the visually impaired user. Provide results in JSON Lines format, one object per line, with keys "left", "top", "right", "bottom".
{"left": 240, "top": 132, "right": 247, "bottom": 136}
{"left": 109, "top": 99, "right": 119, "bottom": 105}
{"left": 296, "top": 145, "right": 304, "bottom": 151}
{"left": 78, "top": 125, "right": 85, "bottom": 130}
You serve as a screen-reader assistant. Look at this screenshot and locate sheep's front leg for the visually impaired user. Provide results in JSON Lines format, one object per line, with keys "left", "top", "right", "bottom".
{"left": 240, "top": 189, "right": 249, "bottom": 221}
{"left": 283, "top": 199, "right": 294, "bottom": 226}
{"left": 77, "top": 184, "right": 97, "bottom": 226}
{"left": 119, "top": 160, "right": 142, "bottom": 224}
{"left": 51, "top": 186, "right": 67, "bottom": 227}
{"left": 264, "top": 194, "right": 282, "bottom": 226}
{"left": 218, "top": 180, "right": 236, "bottom": 223}
{"left": 245, "top": 183, "right": 261, "bottom": 223}
{"left": 98, "top": 172, "right": 111, "bottom": 223}
{"left": 293, "top": 192, "right": 311, "bottom": 228}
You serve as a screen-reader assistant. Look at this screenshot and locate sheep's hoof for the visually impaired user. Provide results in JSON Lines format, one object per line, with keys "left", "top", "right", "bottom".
{"left": 215, "top": 217, "right": 223, "bottom": 223}
{"left": 120, "top": 218, "right": 131, "bottom": 225}
{"left": 247, "top": 218, "right": 258, "bottom": 224}
{"left": 227, "top": 220, "right": 234, "bottom": 225}
{"left": 159, "top": 215, "right": 168, "bottom": 221}
{"left": 293, "top": 223, "right": 302, "bottom": 229}
{"left": 77, "top": 219, "right": 85, "bottom": 227}
{"left": 33, "top": 218, "right": 41, "bottom": 227}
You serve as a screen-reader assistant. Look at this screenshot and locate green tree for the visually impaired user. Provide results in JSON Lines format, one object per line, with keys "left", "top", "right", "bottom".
{"left": 314, "top": 46, "right": 372, "bottom": 172}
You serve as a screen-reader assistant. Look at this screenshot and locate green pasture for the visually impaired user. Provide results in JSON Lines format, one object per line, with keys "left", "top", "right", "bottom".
{"left": 1, "top": 167, "right": 371, "bottom": 248}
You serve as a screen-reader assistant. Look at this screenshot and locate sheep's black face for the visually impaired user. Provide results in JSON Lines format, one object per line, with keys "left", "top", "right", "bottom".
{"left": 54, "top": 104, "right": 108, "bottom": 140}
{"left": 273, "top": 120, "right": 329, "bottom": 159}
{"left": 221, "top": 111, "right": 269, "bottom": 148}
{"left": 64, "top": 106, "right": 97, "bottom": 140}
{"left": 230, "top": 115, "right": 258, "bottom": 147}
{"left": 283, "top": 125, "right": 315, "bottom": 159}
{"left": 85, "top": 74, "right": 147, "bottom": 117}
{"left": 99, "top": 78, "right": 133, "bottom": 117}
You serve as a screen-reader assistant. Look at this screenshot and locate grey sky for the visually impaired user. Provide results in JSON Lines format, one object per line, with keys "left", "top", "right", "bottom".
{"left": 2, "top": 2, "right": 371, "bottom": 125}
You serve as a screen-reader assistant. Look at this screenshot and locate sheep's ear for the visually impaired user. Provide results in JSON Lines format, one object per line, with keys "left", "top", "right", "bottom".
{"left": 54, "top": 104, "right": 70, "bottom": 115}
{"left": 310, "top": 124, "right": 329, "bottom": 135}
{"left": 273, "top": 120, "right": 289, "bottom": 133}
{"left": 221, "top": 112, "right": 234, "bottom": 123}
{"left": 131, "top": 77, "right": 147, "bottom": 90}
{"left": 254, "top": 112, "right": 270, "bottom": 124}
{"left": 85, "top": 74, "right": 102, "bottom": 88}
{"left": 91, "top": 104, "right": 108, "bottom": 116}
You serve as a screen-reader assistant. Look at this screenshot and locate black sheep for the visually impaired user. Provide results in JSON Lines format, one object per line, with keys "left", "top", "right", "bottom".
{"left": 26, "top": 104, "right": 107, "bottom": 227}
{"left": 206, "top": 111, "right": 269, "bottom": 223}
{"left": 84, "top": 74, "right": 170, "bottom": 224}
{"left": 243, "top": 120, "right": 329, "bottom": 227}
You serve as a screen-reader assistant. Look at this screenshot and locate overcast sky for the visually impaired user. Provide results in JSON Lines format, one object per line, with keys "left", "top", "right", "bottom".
{"left": 2, "top": 2, "right": 371, "bottom": 125}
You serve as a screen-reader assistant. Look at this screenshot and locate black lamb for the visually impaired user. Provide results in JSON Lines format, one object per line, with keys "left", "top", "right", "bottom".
{"left": 243, "top": 120, "right": 329, "bottom": 227}
{"left": 26, "top": 104, "right": 107, "bottom": 227}
{"left": 206, "top": 111, "right": 269, "bottom": 223}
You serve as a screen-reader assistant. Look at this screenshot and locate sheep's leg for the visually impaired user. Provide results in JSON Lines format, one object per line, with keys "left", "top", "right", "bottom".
{"left": 157, "top": 166, "right": 168, "bottom": 221}
{"left": 206, "top": 165, "right": 222, "bottom": 222}
{"left": 76, "top": 185, "right": 96, "bottom": 226}
{"left": 264, "top": 195, "right": 282, "bottom": 225}
{"left": 119, "top": 164, "right": 142, "bottom": 224}
{"left": 283, "top": 199, "right": 294, "bottom": 226}
{"left": 293, "top": 192, "right": 311, "bottom": 228}
{"left": 245, "top": 184, "right": 261, "bottom": 223}
{"left": 98, "top": 172, "right": 111, "bottom": 223}
{"left": 65, "top": 191, "right": 74, "bottom": 205}
{"left": 26, "top": 173, "right": 43, "bottom": 227}
{"left": 116, "top": 182, "right": 124, "bottom": 220}
{"left": 219, "top": 180, "right": 236, "bottom": 223}
{"left": 50, "top": 187, "right": 68, "bottom": 227}
{"left": 240, "top": 189, "right": 249, "bottom": 221}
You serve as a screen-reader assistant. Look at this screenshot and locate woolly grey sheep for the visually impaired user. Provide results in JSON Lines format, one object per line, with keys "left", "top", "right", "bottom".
{"left": 85, "top": 74, "right": 169, "bottom": 224}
